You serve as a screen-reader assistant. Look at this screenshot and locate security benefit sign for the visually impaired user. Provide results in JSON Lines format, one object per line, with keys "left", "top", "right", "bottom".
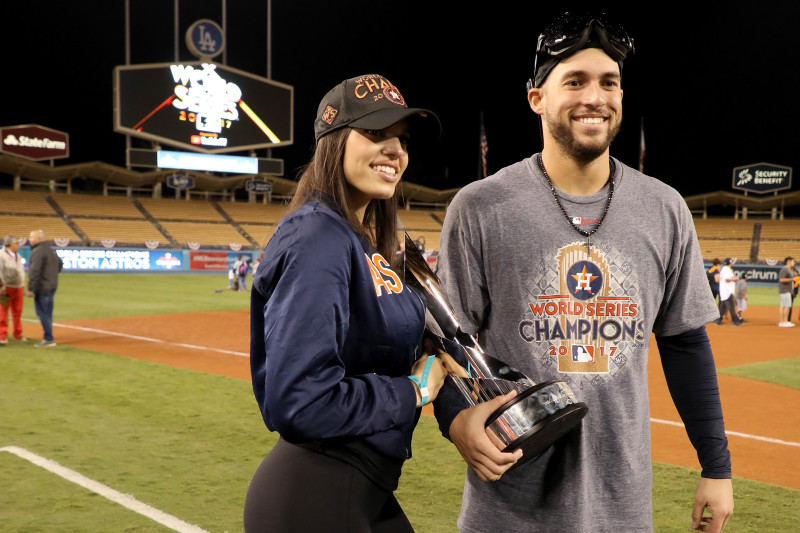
{"left": 732, "top": 162, "right": 792, "bottom": 194}
{"left": 114, "top": 62, "right": 293, "bottom": 153}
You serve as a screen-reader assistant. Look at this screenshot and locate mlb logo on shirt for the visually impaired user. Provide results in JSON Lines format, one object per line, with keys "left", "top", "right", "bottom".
{"left": 572, "top": 345, "right": 595, "bottom": 363}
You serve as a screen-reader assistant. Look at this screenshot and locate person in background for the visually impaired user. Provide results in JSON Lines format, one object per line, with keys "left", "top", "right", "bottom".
{"left": 790, "top": 261, "right": 800, "bottom": 322}
{"left": 707, "top": 258, "right": 721, "bottom": 305}
{"left": 778, "top": 257, "right": 797, "bottom": 327}
{"left": 25, "top": 229, "right": 63, "bottom": 347}
{"left": 717, "top": 258, "right": 743, "bottom": 326}
{"left": 232, "top": 255, "right": 244, "bottom": 292}
{"left": 0, "top": 235, "right": 27, "bottom": 345}
{"left": 735, "top": 273, "right": 748, "bottom": 322}
{"left": 244, "top": 73, "right": 459, "bottom": 532}
{"left": 238, "top": 257, "right": 253, "bottom": 292}
{"left": 434, "top": 11, "right": 733, "bottom": 533}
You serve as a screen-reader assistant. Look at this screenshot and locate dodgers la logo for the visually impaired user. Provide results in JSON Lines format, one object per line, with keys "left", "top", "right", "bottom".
{"left": 566, "top": 261, "right": 603, "bottom": 300}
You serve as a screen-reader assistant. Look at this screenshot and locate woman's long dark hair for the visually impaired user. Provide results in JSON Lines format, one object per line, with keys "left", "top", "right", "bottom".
{"left": 288, "top": 128, "right": 401, "bottom": 270}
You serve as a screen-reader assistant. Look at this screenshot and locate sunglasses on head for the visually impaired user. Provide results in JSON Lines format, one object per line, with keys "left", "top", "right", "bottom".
{"left": 528, "top": 12, "right": 635, "bottom": 90}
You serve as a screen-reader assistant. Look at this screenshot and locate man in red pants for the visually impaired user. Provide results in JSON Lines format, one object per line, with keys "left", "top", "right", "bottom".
{"left": 0, "top": 235, "right": 27, "bottom": 344}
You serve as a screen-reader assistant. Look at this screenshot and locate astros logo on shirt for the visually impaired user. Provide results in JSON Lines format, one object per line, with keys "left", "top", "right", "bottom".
{"left": 566, "top": 261, "right": 603, "bottom": 300}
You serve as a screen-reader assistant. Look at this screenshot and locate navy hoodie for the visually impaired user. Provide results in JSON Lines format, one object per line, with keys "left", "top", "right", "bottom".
{"left": 250, "top": 201, "right": 425, "bottom": 463}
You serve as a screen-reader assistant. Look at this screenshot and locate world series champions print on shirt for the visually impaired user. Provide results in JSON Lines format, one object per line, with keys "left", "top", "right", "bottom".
{"left": 519, "top": 241, "right": 645, "bottom": 386}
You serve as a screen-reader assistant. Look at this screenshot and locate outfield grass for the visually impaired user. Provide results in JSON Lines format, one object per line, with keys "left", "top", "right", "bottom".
{"left": 739, "top": 285, "right": 794, "bottom": 307}
{"left": 2, "top": 274, "right": 798, "bottom": 532}
{"left": 21, "top": 273, "right": 250, "bottom": 323}
{"left": 719, "top": 358, "right": 800, "bottom": 390}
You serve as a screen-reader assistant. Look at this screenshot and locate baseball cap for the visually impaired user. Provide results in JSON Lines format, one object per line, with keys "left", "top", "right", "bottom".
{"left": 314, "top": 74, "right": 441, "bottom": 143}
{"left": 723, "top": 258, "right": 733, "bottom": 265}
{"left": 528, "top": 11, "right": 635, "bottom": 90}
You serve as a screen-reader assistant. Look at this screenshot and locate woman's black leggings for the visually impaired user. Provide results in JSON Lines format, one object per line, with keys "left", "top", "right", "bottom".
{"left": 243, "top": 438, "right": 414, "bottom": 533}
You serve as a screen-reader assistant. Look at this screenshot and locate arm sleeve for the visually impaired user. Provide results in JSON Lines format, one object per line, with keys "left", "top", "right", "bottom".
{"left": 656, "top": 325, "right": 732, "bottom": 479}
{"left": 251, "top": 212, "right": 417, "bottom": 443}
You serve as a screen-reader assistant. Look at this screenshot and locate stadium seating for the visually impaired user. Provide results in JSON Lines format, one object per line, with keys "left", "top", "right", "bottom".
{"left": 0, "top": 214, "right": 81, "bottom": 241}
{"left": 397, "top": 209, "right": 444, "bottom": 231}
{"left": 50, "top": 192, "right": 144, "bottom": 219}
{"left": 137, "top": 197, "right": 225, "bottom": 222}
{"left": 694, "top": 217, "right": 800, "bottom": 262}
{"left": 0, "top": 190, "right": 57, "bottom": 215}
{"left": 3, "top": 188, "right": 799, "bottom": 258}
{"left": 74, "top": 219, "right": 165, "bottom": 243}
{"left": 216, "top": 201, "right": 289, "bottom": 224}
{"left": 159, "top": 221, "right": 248, "bottom": 248}
{"left": 240, "top": 224, "right": 277, "bottom": 248}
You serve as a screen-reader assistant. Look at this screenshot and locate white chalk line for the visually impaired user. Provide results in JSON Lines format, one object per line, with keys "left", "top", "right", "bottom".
{"left": 0, "top": 446, "right": 209, "bottom": 533}
{"left": 50, "top": 320, "right": 249, "bottom": 358}
{"left": 650, "top": 418, "right": 800, "bottom": 448}
{"left": 25, "top": 320, "right": 799, "bottom": 448}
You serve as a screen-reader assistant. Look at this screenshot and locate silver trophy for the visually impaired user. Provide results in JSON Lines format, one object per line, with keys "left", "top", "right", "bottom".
{"left": 404, "top": 234, "right": 587, "bottom": 466}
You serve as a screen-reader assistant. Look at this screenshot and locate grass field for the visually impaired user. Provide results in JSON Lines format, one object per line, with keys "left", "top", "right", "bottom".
{"left": 1, "top": 274, "right": 798, "bottom": 532}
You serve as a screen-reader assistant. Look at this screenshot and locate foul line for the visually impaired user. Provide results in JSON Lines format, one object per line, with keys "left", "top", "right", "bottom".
{"left": 51, "top": 321, "right": 249, "bottom": 358}
{"left": 0, "top": 446, "right": 209, "bottom": 533}
{"left": 650, "top": 418, "right": 800, "bottom": 448}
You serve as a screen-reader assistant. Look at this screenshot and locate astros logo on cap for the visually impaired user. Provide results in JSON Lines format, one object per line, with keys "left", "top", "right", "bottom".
{"left": 384, "top": 86, "right": 406, "bottom": 106}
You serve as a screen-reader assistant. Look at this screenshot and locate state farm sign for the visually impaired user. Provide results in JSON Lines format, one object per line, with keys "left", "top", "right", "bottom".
{"left": 0, "top": 124, "right": 69, "bottom": 161}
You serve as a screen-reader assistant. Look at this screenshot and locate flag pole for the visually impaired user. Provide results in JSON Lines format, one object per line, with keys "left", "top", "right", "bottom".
{"left": 639, "top": 116, "right": 645, "bottom": 173}
{"left": 479, "top": 112, "right": 488, "bottom": 179}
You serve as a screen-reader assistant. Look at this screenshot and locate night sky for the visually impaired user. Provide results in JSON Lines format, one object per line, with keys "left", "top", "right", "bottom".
{"left": 5, "top": 2, "right": 799, "bottom": 198}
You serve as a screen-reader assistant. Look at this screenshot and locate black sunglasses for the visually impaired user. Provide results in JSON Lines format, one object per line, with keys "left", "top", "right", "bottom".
{"left": 528, "top": 12, "right": 635, "bottom": 90}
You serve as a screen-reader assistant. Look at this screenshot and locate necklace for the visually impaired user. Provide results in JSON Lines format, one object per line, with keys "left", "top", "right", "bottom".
{"left": 537, "top": 153, "right": 615, "bottom": 256}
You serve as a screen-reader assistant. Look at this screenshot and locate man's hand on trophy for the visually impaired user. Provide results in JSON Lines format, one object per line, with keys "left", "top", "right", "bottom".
{"left": 448, "top": 392, "right": 524, "bottom": 482}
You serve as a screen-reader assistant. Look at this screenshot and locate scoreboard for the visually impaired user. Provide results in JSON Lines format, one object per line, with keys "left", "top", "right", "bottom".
{"left": 114, "top": 61, "right": 293, "bottom": 154}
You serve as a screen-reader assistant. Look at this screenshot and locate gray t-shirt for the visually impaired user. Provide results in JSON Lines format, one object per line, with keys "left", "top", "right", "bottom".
{"left": 436, "top": 155, "right": 719, "bottom": 532}
{"left": 778, "top": 266, "right": 795, "bottom": 294}
{"left": 736, "top": 279, "right": 747, "bottom": 300}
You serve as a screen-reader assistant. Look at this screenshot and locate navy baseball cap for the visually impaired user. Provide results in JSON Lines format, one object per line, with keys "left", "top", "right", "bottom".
{"left": 314, "top": 74, "right": 441, "bottom": 144}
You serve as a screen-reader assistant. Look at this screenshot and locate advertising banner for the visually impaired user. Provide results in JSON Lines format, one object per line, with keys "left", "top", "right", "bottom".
{"left": 190, "top": 251, "right": 230, "bottom": 271}
{"left": 1, "top": 124, "right": 69, "bottom": 160}
{"left": 55, "top": 249, "right": 184, "bottom": 271}
{"left": 732, "top": 162, "right": 792, "bottom": 194}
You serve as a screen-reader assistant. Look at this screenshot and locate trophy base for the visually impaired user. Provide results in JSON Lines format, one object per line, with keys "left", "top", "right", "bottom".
{"left": 484, "top": 380, "right": 588, "bottom": 469}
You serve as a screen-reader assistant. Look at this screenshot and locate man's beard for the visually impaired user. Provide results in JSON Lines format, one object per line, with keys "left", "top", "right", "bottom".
{"left": 545, "top": 110, "right": 622, "bottom": 164}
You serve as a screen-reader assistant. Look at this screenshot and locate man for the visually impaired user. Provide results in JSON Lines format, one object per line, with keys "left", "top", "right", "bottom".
{"left": 25, "top": 229, "right": 63, "bottom": 347}
{"left": 0, "top": 235, "right": 27, "bottom": 344}
{"left": 717, "top": 258, "right": 742, "bottom": 326}
{"left": 778, "top": 257, "right": 797, "bottom": 327}
{"left": 434, "top": 11, "right": 733, "bottom": 533}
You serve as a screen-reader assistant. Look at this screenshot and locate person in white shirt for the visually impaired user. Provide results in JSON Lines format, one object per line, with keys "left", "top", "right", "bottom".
{"left": 716, "top": 258, "right": 742, "bottom": 326}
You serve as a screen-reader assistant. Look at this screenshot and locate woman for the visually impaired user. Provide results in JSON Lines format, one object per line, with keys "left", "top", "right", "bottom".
{"left": 244, "top": 74, "right": 451, "bottom": 532}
